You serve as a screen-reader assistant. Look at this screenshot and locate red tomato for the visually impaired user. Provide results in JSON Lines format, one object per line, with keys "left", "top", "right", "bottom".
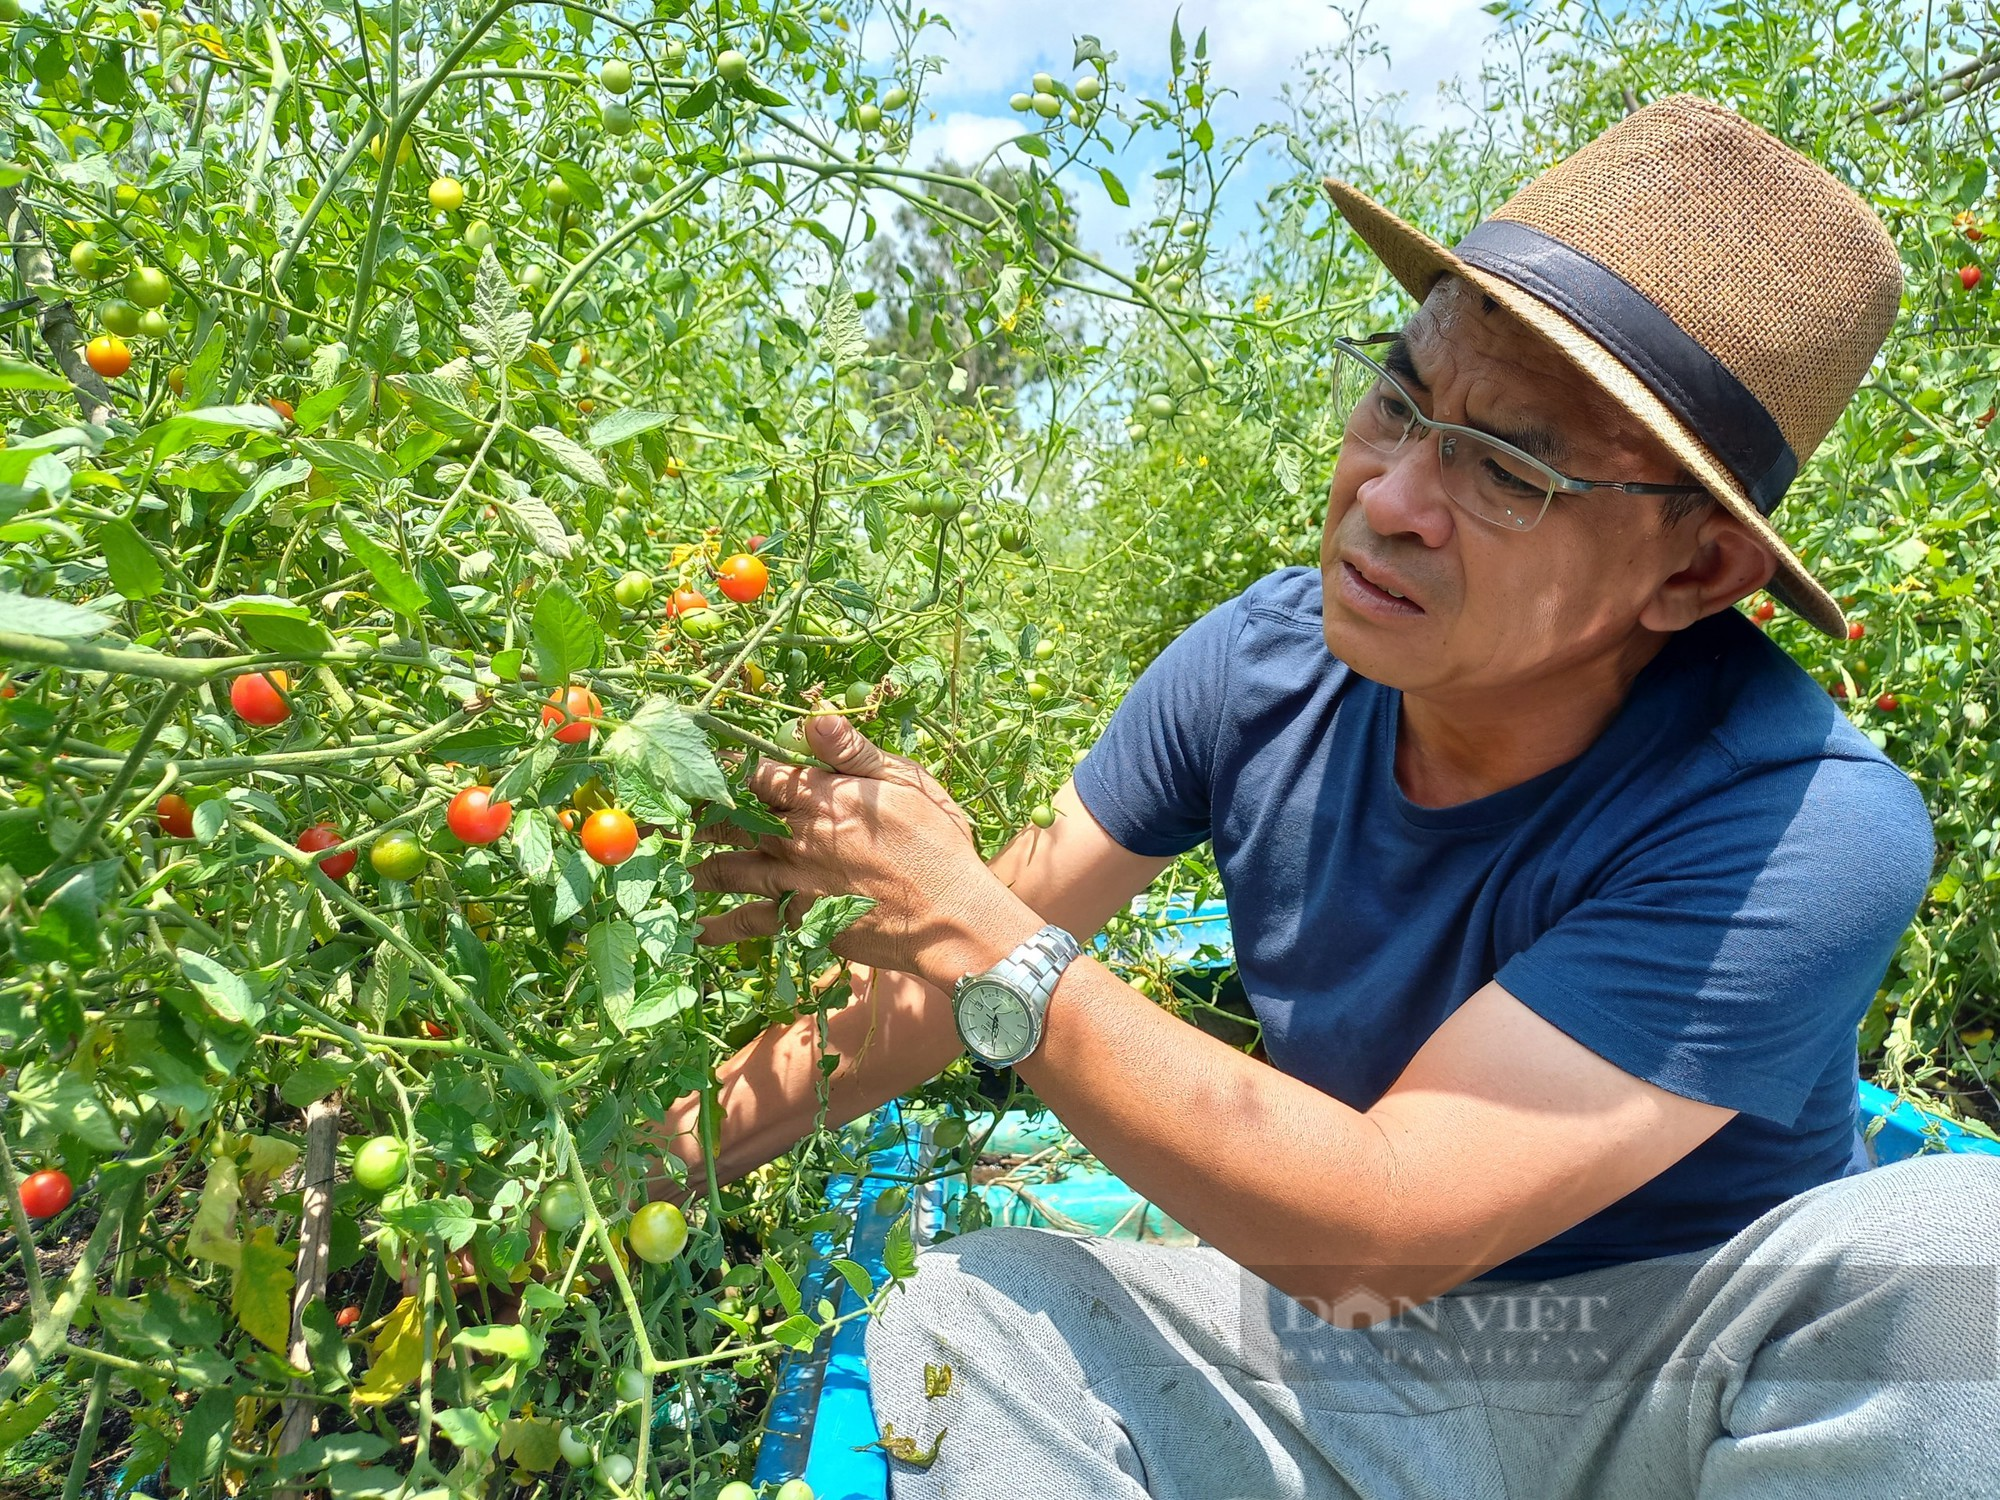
{"left": 1962, "top": 265, "right": 1984, "bottom": 291}
{"left": 667, "top": 587, "right": 710, "bottom": 618}
{"left": 746, "top": 533, "right": 768, "bottom": 553}
{"left": 1848, "top": 621, "right": 1866, "bottom": 640}
{"left": 542, "top": 685, "right": 603, "bottom": 744}
{"left": 446, "top": 786, "right": 514, "bottom": 845}
{"left": 716, "top": 553, "right": 769, "bottom": 603}
{"left": 1876, "top": 693, "right": 1900, "bottom": 712}
{"left": 231, "top": 670, "right": 291, "bottom": 726}
{"left": 298, "top": 822, "right": 356, "bottom": 879}
{"left": 580, "top": 808, "right": 639, "bottom": 866}
{"left": 156, "top": 793, "right": 195, "bottom": 838}
{"left": 558, "top": 808, "right": 578, "bottom": 832}
{"left": 336, "top": 1305, "right": 362, "bottom": 1329}
{"left": 267, "top": 396, "right": 295, "bottom": 422}
{"left": 1750, "top": 601, "right": 1775, "bottom": 624}
{"left": 86, "top": 334, "right": 131, "bottom": 378}
{"left": 422, "top": 1019, "right": 450, "bottom": 1039}
{"left": 20, "top": 1169, "right": 72, "bottom": 1219}
{"left": 1830, "top": 680, "right": 1849, "bottom": 700}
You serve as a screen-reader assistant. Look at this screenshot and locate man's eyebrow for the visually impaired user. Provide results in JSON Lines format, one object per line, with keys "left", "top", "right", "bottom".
{"left": 1388, "top": 331, "right": 1574, "bottom": 468}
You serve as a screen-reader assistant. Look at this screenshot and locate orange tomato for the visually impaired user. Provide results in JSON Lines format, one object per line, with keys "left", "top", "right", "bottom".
{"left": 541, "top": 684, "right": 603, "bottom": 744}
{"left": 716, "top": 553, "right": 769, "bottom": 603}
{"left": 85, "top": 334, "right": 131, "bottom": 378}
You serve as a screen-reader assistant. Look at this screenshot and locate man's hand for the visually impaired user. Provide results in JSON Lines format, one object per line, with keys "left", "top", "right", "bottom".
{"left": 690, "top": 714, "right": 1035, "bottom": 982}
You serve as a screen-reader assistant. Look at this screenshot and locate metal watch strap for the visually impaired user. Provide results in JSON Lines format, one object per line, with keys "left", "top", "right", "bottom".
{"left": 988, "top": 925, "right": 1081, "bottom": 1016}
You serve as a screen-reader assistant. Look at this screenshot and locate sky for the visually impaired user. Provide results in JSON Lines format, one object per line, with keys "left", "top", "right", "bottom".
{"left": 868, "top": 0, "right": 1506, "bottom": 270}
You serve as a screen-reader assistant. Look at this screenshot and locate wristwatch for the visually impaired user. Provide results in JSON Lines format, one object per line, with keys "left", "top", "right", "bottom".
{"left": 951, "top": 925, "right": 1083, "bottom": 1068}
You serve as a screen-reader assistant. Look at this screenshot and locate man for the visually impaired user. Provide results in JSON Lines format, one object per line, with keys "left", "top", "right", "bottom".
{"left": 653, "top": 96, "right": 2000, "bottom": 1496}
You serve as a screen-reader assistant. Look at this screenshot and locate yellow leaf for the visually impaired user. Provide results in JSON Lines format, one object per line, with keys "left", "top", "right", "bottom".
{"left": 498, "top": 1416, "right": 562, "bottom": 1473}
{"left": 186, "top": 1155, "right": 242, "bottom": 1269}
{"left": 232, "top": 1224, "right": 296, "bottom": 1355}
{"left": 234, "top": 1132, "right": 300, "bottom": 1185}
{"left": 352, "top": 1296, "right": 431, "bottom": 1406}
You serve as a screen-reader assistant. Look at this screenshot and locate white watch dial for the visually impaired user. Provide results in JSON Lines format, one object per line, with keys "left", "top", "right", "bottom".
{"left": 958, "top": 979, "right": 1035, "bottom": 1062}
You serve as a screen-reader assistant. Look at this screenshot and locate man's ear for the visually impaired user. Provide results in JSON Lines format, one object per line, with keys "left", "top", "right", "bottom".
{"left": 1637, "top": 507, "right": 1777, "bottom": 633}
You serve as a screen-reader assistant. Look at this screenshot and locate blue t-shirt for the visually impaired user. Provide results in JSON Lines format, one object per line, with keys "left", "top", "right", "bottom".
{"left": 1074, "top": 567, "right": 1933, "bottom": 1279}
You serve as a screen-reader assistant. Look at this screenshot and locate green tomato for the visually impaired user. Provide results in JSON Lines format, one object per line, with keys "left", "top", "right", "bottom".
{"left": 517, "top": 264, "right": 549, "bottom": 293}
{"left": 932, "top": 1116, "right": 968, "bottom": 1148}
{"left": 933, "top": 494, "right": 964, "bottom": 520}
{"left": 665, "top": 39, "right": 688, "bottom": 66}
{"left": 843, "top": 680, "right": 872, "bottom": 710}
{"left": 599, "top": 1454, "right": 635, "bottom": 1488}
{"left": 1074, "top": 73, "right": 1102, "bottom": 102}
{"left": 998, "top": 523, "right": 1028, "bottom": 552}
{"left": 602, "top": 101, "right": 635, "bottom": 136}
{"left": 138, "top": 308, "right": 170, "bottom": 339}
{"left": 856, "top": 102, "right": 882, "bottom": 132}
{"left": 1009, "top": 91, "right": 1032, "bottom": 112}
{"left": 1031, "top": 92, "right": 1062, "bottom": 119}
{"left": 123, "top": 264, "right": 171, "bottom": 308}
{"left": 1031, "top": 71, "right": 1054, "bottom": 94}
{"left": 600, "top": 58, "right": 633, "bottom": 94}
{"left": 613, "top": 570, "right": 652, "bottom": 607}
{"left": 69, "top": 240, "right": 103, "bottom": 279}
{"left": 817, "top": 4, "right": 836, "bottom": 20}
{"left": 716, "top": 49, "right": 750, "bottom": 85}
{"left": 882, "top": 85, "right": 908, "bottom": 111}
{"left": 281, "top": 331, "right": 312, "bottom": 360}
{"left": 1027, "top": 679, "right": 1051, "bottom": 703}
{"left": 1030, "top": 802, "right": 1056, "bottom": 828}
{"left": 775, "top": 1480, "right": 815, "bottom": 1500}
{"left": 427, "top": 176, "right": 465, "bottom": 213}
{"left": 0, "top": 0, "right": 24, "bottom": 23}
{"left": 539, "top": 1181, "right": 586, "bottom": 1232}
{"left": 559, "top": 1426, "right": 593, "bottom": 1466}
{"left": 352, "top": 1135, "right": 408, "bottom": 1192}
{"left": 717, "top": 1485, "right": 756, "bottom": 1500}
{"left": 614, "top": 1367, "right": 650, "bottom": 1404}
{"left": 463, "top": 218, "right": 495, "bottom": 251}
{"left": 1145, "top": 393, "right": 1175, "bottom": 419}
{"left": 628, "top": 1200, "right": 688, "bottom": 1263}
{"left": 629, "top": 157, "right": 657, "bottom": 186}
{"left": 545, "top": 174, "right": 573, "bottom": 210}
{"left": 680, "top": 607, "right": 726, "bottom": 640}
{"left": 369, "top": 830, "right": 426, "bottom": 882}
{"left": 1032, "top": 637, "right": 1056, "bottom": 661}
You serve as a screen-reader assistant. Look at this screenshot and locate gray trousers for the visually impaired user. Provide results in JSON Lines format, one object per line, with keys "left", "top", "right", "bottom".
{"left": 863, "top": 1153, "right": 2000, "bottom": 1498}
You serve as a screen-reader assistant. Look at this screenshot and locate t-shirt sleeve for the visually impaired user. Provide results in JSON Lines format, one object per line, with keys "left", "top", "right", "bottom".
{"left": 1495, "top": 756, "right": 1932, "bottom": 1128}
{"left": 1071, "top": 593, "right": 1243, "bottom": 857}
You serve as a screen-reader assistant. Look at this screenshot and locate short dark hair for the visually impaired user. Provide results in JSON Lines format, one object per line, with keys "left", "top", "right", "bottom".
{"left": 1660, "top": 471, "right": 1714, "bottom": 528}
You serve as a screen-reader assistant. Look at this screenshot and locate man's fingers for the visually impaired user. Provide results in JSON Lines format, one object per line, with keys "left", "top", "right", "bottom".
{"left": 691, "top": 821, "right": 758, "bottom": 850}
{"left": 805, "top": 713, "right": 904, "bottom": 780}
{"left": 742, "top": 755, "right": 821, "bottom": 812}
{"left": 688, "top": 849, "right": 794, "bottom": 899}
{"left": 696, "top": 900, "right": 783, "bottom": 946}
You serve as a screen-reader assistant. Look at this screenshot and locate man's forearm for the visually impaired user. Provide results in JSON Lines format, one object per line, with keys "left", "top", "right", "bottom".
{"left": 640, "top": 963, "right": 963, "bottom": 1200}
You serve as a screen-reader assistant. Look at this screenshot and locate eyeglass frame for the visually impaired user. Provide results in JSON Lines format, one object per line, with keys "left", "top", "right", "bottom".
{"left": 1331, "top": 332, "right": 1710, "bottom": 528}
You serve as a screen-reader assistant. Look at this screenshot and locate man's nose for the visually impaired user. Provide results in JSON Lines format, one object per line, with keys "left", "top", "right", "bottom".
{"left": 1354, "top": 432, "right": 1456, "bottom": 548}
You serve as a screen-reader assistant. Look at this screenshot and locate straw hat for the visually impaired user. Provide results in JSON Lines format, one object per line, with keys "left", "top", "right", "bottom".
{"left": 1323, "top": 93, "right": 1902, "bottom": 637}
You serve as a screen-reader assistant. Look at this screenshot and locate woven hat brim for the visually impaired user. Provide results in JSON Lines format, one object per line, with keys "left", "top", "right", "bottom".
{"left": 1322, "top": 177, "right": 1847, "bottom": 638}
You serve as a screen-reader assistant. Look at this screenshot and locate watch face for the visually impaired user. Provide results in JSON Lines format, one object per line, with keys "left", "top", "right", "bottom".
{"left": 957, "top": 979, "right": 1035, "bottom": 1063}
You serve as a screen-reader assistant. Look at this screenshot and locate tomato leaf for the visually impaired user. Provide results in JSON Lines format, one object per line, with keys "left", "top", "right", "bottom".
{"left": 380, "top": 1194, "right": 478, "bottom": 1251}
{"left": 622, "top": 975, "right": 695, "bottom": 1031}
{"left": 828, "top": 1256, "right": 875, "bottom": 1303}
{"left": 0, "top": 356, "right": 69, "bottom": 392}
{"left": 764, "top": 1313, "right": 819, "bottom": 1351}
{"left": 550, "top": 844, "right": 594, "bottom": 925}
{"left": 352, "top": 1295, "right": 427, "bottom": 1406}
{"left": 178, "top": 948, "right": 266, "bottom": 1028}
{"left": 526, "top": 425, "right": 610, "bottom": 490}
{"left": 171, "top": 1389, "right": 236, "bottom": 1487}
{"left": 797, "top": 894, "right": 876, "bottom": 950}
{"left": 497, "top": 1415, "right": 561, "bottom": 1472}
{"left": 185, "top": 1153, "right": 243, "bottom": 1268}
{"left": 138, "top": 404, "right": 286, "bottom": 460}
{"left": 9, "top": 1058, "right": 122, "bottom": 1152}
{"left": 763, "top": 1251, "right": 803, "bottom": 1317}
{"left": 611, "top": 848, "right": 658, "bottom": 916}
{"left": 0, "top": 590, "right": 116, "bottom": 639}
{"left": 0, "top": 1383, "right": 62, "bottom": 1455}
{"left": 336, "top": 516, "right": 428, "bottom": 619}
{"left": 1097, "top": 166, "right": 1130, "bottom": 207}
{"left": 883, "top": 1210, "right": 917, "bottom": 1281}
{"left": 462, "top": 247, "right": 532, "bottom": 369}
{"left": 232, "top": 1222, "right": 296, "bottom": 1354}
{"left": 587, "top": 408, "right": 675, "bottom": 446}
{"left": 815, "top": 271, "right": 869, "bottom": 374}
{"left": 602, "top": 697, "right": 732, "bottom": 808}
{"left": 495, "top": 486, "right": 575, "bottom": 559}
{"left": 512, "top": 807, "right": 554, "bottom": 882}
{"left": 529, "top": 583, "right": 603, "bottom": 687}
{"left": 218, "top": 457, "right": 311, "bottom": 533}
{"left": 587, "top": 918, "right": 639, "bottom": 1031}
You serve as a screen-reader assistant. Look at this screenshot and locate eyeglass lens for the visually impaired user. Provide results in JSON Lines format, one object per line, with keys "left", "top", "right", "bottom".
{"left": 1332, "top": 345, "right": 1556, "bottom": 531}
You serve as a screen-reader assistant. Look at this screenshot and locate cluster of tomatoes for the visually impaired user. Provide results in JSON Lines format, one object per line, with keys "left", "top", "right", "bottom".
{"left": 157, "top": 673, "right": 649, "bottom": 875}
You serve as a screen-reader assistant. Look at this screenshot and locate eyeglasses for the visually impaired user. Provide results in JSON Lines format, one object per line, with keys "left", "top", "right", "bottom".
{"left": 1331, "top": 332, "right": 1708, "bottom": 533}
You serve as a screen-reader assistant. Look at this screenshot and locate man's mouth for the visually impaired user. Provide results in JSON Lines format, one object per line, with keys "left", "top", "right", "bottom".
{"left": 1338, "top": 558, "right": 1424, "bottom": 614}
